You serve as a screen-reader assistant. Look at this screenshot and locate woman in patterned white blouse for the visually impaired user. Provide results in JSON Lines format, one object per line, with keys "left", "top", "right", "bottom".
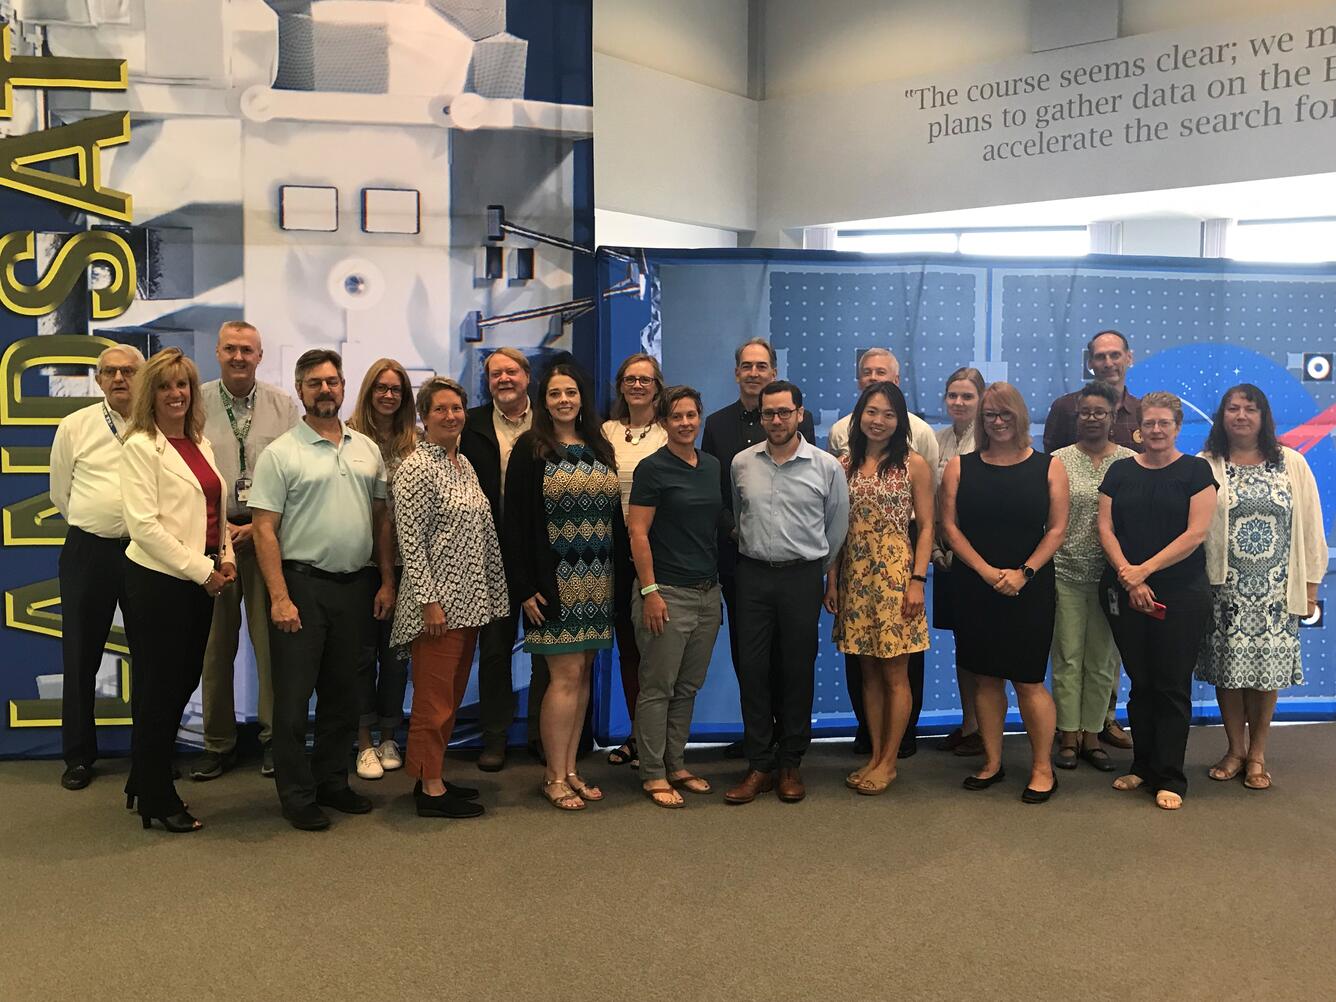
{"left": 390, "top": 377, "right": 509, "bottom": 819}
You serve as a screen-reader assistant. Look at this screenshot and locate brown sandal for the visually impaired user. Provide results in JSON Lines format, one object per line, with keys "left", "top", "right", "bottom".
{"left": 1243, "top": 760, "right": 1272, "bottom": 791}
{"left": 542, "top": 778, "right": 586, "bottom": 811}
{"left": 669, "top": 773, "right": 712, "bottom": 795}
{"left": 1208, "top": 754, "right": 1246, "bottom": 782}
{"left": 643, "top": 785, "right": 684, "bottom": 809}
{"left": 565, "top": 773, "right": 604, "bottom": 801}
{"left": 1112, "top": 773, "right": 1145, "bottom": 792}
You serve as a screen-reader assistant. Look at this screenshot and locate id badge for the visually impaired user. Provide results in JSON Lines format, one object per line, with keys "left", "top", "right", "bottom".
{"left": 1106, "top": 586, "right": 1121, "bottom": 617}
{"left": 235, "top": 476, "right": 252, "bottom": 506}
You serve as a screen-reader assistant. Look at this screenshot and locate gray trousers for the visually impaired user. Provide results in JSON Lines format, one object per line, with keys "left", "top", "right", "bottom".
{"left": 632, "top": 582, "right": 722, "bottom": 781}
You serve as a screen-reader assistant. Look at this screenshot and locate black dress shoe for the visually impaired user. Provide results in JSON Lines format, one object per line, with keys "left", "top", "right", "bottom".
{"left": 285, "top": 803, "right": 331, "bottom": 831}
{"left": 413, "top": 779, "right": 480, "bottom": 801}
{"left": 962, "top": 768, "right": 1007, "bottom": 790}
{"left": 142, "top": 811, "right": 202, "bottom": 833}
{"left": 315, "top": 787, "right": 373, "bottom": 814}
{"left": 61, "top": 764, "right": 92, "bottom": 790}
{"left": 897, "top": 739, "right": 918, "bottom": 760}
{"left": 1022, "top": 777, "right": 1058, "bottom": 804}
{"left": 416, "top": 789, "right": 485, "bottom": 819}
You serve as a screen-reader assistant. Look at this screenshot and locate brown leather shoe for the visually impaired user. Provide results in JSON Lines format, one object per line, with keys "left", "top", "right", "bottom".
{"left": 723, "top": 770, "right": 773, "bottom": 805}
{"left": 1099, "top": 722, "right": 1133, "bottom": 750}
{"left": 775, "top": 767, "right": 806, "bottom": 803}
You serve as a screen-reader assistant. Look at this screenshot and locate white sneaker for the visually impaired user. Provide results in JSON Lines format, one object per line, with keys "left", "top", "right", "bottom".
{"left": 377, "top": 739, "right": 403, "bottom": 771}
{"left": 356, "top": 746, "right": 384, "bottom": 780}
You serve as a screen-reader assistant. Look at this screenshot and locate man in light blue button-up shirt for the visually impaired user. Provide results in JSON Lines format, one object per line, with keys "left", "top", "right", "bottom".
{"left": 724, "top": 381, "right": 849, "bottom": 806}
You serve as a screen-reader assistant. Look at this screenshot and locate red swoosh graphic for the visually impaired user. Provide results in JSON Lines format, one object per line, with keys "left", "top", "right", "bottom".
{"left": 1279, "top": 401, "right": 1336, "bottom": 454}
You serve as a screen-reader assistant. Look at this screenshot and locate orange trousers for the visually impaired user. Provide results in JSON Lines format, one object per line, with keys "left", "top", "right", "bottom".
{"left": 405, "top": 627, "right": 480, "bottom": 780}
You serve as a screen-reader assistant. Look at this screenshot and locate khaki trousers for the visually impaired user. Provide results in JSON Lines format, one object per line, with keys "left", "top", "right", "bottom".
{"left": 199, "top": 545, "right": 274, "bottom": 753}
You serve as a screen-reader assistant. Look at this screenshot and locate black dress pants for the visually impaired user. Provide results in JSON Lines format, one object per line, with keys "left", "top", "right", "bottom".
{"left": 736, "top": 557, "right": 824, "bottom": 771}
{"left": 269, "top": 567, "right": 373, "bottom": 814}
{"left": 59, "top": 527, "right": 132, "bottom": 767}
{"left": 1102, "top": 575, "right": 1211, "bottom": 797}
{"left": 476, "top": 606, "right": 551, "bottom": 744}
{"left": 721, "top": 571, "right": 786, "bottom": 745}
{"left": 122, "top": 559, "right": 213, "bottom": 818}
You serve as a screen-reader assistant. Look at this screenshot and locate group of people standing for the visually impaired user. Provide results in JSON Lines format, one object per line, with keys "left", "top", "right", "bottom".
{"left": 48, "top": 323, "right": 1325, "bottom": 831}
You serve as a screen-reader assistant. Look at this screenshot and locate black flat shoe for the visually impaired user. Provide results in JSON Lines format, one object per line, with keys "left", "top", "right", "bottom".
{"left": 1022, "top": 777, "right": 1058, "bottom": 804}
{"left": 142, "top": 811, "right": 202, "bottom": 833}
{"left": 1054, "top": 747, "right": 1079, "bottom": 770}
{"left": 963, "top": 768, "right": 1006, "bottom": 790}
{"left": 1079, "top": 747, "right": 1117, "bottom": 772}
{"left": 316, "top": 787, "right": 373, "bottom": 815}
{"left": 416, "top": 790, "right": 485, "bottom": 819}
{"left": 61, "top": 764, "right": 92, "bottom": 790}
{"left": 413, "top": 780, "right": 481, "bottom": 801}
{"left": 285, "top": 803, "right": 331, "bottom": 831}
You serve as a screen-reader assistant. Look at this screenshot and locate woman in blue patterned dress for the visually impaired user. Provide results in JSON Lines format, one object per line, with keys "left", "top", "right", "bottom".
{"left": 504, "top": 363, "right": 623, "bottom": 811}
{"left": 1196, "top": 385, "right": 1327, "bottom": 791}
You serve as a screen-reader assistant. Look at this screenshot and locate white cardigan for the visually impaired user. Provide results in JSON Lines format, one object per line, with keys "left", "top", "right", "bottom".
{"left": 1201, "top": 447, "right": 1327, "bottom": 616}
{"left": 122, "top": 429, "right": 234, "bottom": 584}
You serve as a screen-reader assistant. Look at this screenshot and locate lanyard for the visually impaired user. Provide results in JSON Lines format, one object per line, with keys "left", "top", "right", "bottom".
{"left": 102, "top": 403, "right": 124, "bottom": 445}
{"left": 219, "top": 383, "right": 256, "bottom": 476}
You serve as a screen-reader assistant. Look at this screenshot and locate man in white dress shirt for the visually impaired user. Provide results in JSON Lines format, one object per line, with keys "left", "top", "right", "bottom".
{"left": 191, "top": 321, "right": 299, "bottom": 781}
{"left": 48, "top": 344, "right": 145, "bottom": 790}
{"left": 827, "top": 347, "right": 939, "bottom": 758}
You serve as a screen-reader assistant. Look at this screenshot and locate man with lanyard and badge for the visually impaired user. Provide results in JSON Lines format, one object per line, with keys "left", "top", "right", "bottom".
{"left": 49, "top": 344, "right": 145, "bottom": 790}
{"left": 191, "top": 321, "right": 298, "bottom": 781}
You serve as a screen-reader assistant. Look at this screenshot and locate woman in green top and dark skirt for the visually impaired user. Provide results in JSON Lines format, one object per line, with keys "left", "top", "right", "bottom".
{"left": 503, "top": 363, "right": 623, "bottom": 811}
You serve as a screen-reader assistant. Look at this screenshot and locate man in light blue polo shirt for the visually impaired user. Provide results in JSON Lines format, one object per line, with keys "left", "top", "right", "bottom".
{"left": 724, "top": 379, "right": 849, "bottom": 807}
{"left": 250, "top": 348, "right": 396, "bottom": 831}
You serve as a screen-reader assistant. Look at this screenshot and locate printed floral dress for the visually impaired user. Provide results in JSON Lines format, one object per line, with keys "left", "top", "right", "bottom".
{"left": 832, "top": 460, "right": 929, "bottom": 658}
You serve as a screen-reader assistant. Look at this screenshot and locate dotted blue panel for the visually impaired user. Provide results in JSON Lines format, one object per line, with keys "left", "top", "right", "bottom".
{"left": 768, "top": 269, "right": 980, "bottom": 720}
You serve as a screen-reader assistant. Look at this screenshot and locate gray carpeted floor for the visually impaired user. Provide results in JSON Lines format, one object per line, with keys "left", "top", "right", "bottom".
{"left": 3, "top": 724, "right": 1334, "bottom": 1002}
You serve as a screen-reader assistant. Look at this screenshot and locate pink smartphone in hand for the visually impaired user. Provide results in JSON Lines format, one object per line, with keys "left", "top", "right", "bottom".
{"left": 1141, "top": 601, "right": 1166, "bottom": 620}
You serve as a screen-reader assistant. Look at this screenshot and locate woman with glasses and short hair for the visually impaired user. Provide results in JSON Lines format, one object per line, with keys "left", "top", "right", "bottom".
{"left": 1050, "top": 381, "right": 1135, "bottom": 772}
{"left": 1195, "top": 384, "right": 1326, "bottom": 791}
{"left": 601, "top": 354, "right": 668, "bottom": 769}
{"left": 1097, "top": 392, "right": 1217, "bottom": 810}
{"left": 940, "top": 382, "right": 1069, "bottom": 804}
{"left": 347, "top": 358, "right": 419, "bottom": 779}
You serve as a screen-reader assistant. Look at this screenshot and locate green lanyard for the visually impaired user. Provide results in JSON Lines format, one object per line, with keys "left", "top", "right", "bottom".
{"left": 220, "top": 383, "right": 255, "bottom": 476}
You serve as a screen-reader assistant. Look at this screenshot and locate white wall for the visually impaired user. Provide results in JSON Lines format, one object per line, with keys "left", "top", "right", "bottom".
{"left": 595, "top": 208, "right": 739, "bottom": 249}
{"left": 756, "top": 0, "right": 1336, "bottom": 242}
{"left": 592, "top": 0, "right": 757, "bottom": 236}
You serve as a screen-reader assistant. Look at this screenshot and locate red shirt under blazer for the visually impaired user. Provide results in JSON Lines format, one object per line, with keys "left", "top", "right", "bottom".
{"left": 122, "top": 428, "right": 234, "bottom": 584}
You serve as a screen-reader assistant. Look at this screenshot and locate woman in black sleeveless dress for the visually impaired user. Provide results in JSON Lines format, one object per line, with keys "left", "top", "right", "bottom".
{"left": 941, "top": 383, "right": 1069, "bottom": 803}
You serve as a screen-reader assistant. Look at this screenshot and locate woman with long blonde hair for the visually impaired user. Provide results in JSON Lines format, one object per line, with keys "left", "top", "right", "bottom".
{"left": 347, "top": 358, "right": 419, "bottom": 779}
{"left": 121, "top": 348, "right": 236, "bottom": 832}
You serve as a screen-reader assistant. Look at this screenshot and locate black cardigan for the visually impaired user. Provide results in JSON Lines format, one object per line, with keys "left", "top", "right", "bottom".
{"left": 459, "top": 403, "right": 505, "bottom": 529}
{"left": 501, "top": 431, "right": 628, "bottom": 615}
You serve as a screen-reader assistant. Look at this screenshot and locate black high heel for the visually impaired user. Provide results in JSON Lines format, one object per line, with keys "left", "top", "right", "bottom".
{"left": 141, "top": 811, "right": 202, "bottom": 833}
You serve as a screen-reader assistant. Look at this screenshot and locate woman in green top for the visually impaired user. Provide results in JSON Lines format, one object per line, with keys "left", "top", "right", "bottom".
{"left": 1050, "top": 381, "right": 1134, "bottom": 771}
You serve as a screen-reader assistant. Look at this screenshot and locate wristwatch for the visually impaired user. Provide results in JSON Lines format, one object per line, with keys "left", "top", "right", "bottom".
{"left": 1020, "top": 564, "right": 1035, "bottom": 580}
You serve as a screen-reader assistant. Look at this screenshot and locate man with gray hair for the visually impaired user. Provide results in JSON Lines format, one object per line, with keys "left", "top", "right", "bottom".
{"left": 828, "top": 347, "right": 939, "bottom": 758}
{"left": 49, "top": 343, "right": 144, "bottom": 790}
{"left": 191, "top": 321, "right": 299, "bottom": 781}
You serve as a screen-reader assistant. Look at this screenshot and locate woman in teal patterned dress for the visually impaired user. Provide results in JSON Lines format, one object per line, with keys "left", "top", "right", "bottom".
{"left": 503, "top": 363, "right": 623, "bottom": 811}
{"left": 1197, "top": 385, "right": 1327, "bottom": 791}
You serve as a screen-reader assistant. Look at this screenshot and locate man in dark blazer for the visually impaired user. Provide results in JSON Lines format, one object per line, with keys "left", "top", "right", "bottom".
{"left": 701, "top": 338, "right": 816, "bottom": 757}
{"left": 460, "top": 347, "right": 548, "bottom": 771}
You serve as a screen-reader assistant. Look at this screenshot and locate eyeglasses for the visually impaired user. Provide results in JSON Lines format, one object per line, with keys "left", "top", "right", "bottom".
{"left": 761, "top": 407, "right": 796, "bottom": 421}
{"left": 302, "top": 377, "right": 342, "bottom": 390}
{"left": 98, "top": 366, "right": 137, "bottom": 378}
{"left": 372, "top": 383, "right": 404, "bottom": 397}
{"left": 621, "top": 375, "right": 656, "bottom": 387}
{"left": 982, "top": 411, "right": 1014, "bottom": 423}
{"left": 1077, "top": 409, "right": 1111, "bottom": 420}
{"left": 1142, "top": 419, "right": 1176, "bottom": 430}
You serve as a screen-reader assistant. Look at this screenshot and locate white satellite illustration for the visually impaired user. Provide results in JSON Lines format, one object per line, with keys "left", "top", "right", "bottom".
{"left": 2, "top": 0, "right": 594, "bottom": 398}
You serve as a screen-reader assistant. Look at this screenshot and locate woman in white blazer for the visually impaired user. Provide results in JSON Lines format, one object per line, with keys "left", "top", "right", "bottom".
{"left": 122, "top": 348, "right": 236, "bottom": 833}
{"left": 1196, "top": 384, "right": 1327, "bottom": 791}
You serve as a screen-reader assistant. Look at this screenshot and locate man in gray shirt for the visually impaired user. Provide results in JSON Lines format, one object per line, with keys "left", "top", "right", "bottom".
{"left": 191, "top": 321, "right": 298, "bottom": 781}
{"left": 724, "top": 380, "right": 849, "bottom": 806}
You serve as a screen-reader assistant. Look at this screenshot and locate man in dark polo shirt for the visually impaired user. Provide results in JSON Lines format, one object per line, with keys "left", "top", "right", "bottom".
{"left": 1042, "top": 328, "right": 1142, "bottom": 750}
{"left": 1043, "top": 330, "right": 1143, "bottom": 454}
